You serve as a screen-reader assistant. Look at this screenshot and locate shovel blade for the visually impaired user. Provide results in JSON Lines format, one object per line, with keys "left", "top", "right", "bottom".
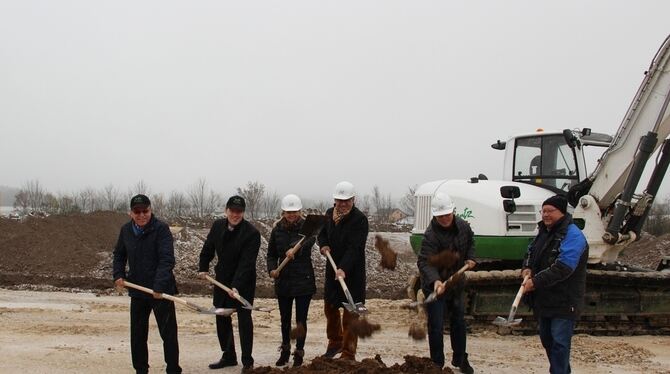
{"left": 300, "top": 214, "right": 328, "bottom": 237}
{"left": 342, "top": 302, "right": 368, "bottom": 316}
{"left": 211, "top": 308, "right": 236, "bottom": 317}
{"left": 492, "top": 316, "right": 523, "bottom": 327}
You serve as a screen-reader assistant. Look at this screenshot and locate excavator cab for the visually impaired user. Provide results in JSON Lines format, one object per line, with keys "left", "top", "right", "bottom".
{"left": 509, "top": 132, "right": 583, "bottom": 194}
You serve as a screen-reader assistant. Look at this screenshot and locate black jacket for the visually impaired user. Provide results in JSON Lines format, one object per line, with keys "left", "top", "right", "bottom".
{"left": 523, "top": 214, "right": 588, "bottom": 319}
{"left": 317, "top": 206, "right": 368, "bottom": 307}
{"left": 266, "top": 217, "right": 317, "bottom": 297}
{"left": 417, "top": 216, "right": 476, "bottom": 293}
{"left": 199, "top": 218, "right": 261, "bottom": 308}
{"left": 113, "top": 215, "right": 178, "bottom": 299}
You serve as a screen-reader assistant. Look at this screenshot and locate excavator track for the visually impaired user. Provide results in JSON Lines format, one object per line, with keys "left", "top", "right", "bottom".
{"left": 462, "top": 269, "right": 670, "bottom": 335}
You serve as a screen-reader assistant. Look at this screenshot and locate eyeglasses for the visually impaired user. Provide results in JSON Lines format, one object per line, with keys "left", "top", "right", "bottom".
{"left": 540, "top": 208, "right": 558, "bottom": 215}
{"left": 132, "top": 209, "right": 150, "bottom": 215}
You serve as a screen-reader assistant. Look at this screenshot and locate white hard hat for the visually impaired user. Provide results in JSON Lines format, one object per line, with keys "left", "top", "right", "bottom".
{"left": 281, "top": 194, "right": 303, "bottom": 211}
{"left": 333, "top": 181, "right": 355, "bottom": 200}
{"left": 431, "top": 192, "right": 455, "bottom": 216}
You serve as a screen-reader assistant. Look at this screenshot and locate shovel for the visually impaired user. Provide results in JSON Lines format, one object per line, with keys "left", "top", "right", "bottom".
{"left": 324, "top": 250, "right": 368, "bottom": 315}
{"left": 408, "top": 263, "right": 470, "bottom": 308}
{"left": 492, "top": 275, "right": 530, "bottom": 327}
{"left": 273, "top": 214, "right": 328, "bottom": 275}
{"left": 123, "top": 281, "right": 235, "bottom": 316}
{"left": 204, "top": 275, "right": 274, "bottom": 313}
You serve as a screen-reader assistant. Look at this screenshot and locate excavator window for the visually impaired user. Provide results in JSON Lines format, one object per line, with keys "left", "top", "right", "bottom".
{"left": 513, "top": 134, "right": 579, "bottom": 194}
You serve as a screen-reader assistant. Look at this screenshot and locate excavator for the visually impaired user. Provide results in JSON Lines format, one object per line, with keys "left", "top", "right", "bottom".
{"left": 409, "top": 34, "right": 670, "bottom": 334}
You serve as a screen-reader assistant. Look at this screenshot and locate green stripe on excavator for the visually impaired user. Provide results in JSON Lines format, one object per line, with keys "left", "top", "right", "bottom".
{"left": 410, "top": 233, "right": 533, "bottom": 260}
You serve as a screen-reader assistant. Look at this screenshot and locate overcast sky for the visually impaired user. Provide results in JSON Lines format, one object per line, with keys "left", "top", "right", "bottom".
{"left": 1, "top": 0, "right": 670, "bottom": 202}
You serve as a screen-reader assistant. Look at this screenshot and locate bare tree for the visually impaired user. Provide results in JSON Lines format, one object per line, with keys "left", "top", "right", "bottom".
{"left": 399, "top": 185, "right": 417, "bottom": 216}
{"left": 262, "top": 190, "right": 282, "bottom": 218}
{"left": 356, "top": 194, "right": 372, "bottom": 215}
{"left": 103, "top": 183, "right": 120, "bottom": 211}
{"left": 22, "top": 179, "right": 45, "bottom": 212}
{"left": 13, "top": 190, "right": 29, "bottom": 213}
{"left": 372, "top": 185, "right": 394, "bottom": 223}
{"left": 644, "top": 197, "right": 670, "bottom": 235}
{"left": 167, "top": 191, "right": 189, "bottom": 218}
{"left": 188, "top": 178, "right": 209, "bottom": 218}
{"left": 205, "top": 190, "right": 222, "bottom": 217}
{"left": 236, "top": 181, "right": 265, "bottom": 219}
{"left": 129, "top": 180, "right": 151, "bottom": 196}
{"left": 152, "top": 193, "right": 167, "bottom": 218}
{"left": 42, "top": 193, "right": 59, "bottom": 214}
{"left": 58, "top": 193, "right": 79, "bottom": 214}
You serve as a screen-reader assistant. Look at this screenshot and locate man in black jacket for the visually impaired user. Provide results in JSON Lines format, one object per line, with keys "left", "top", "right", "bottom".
{"left": 199, "top": 196, "right": 261, "bottom": 372}
{"left": 417, "top": 192, "right": 475, "bottom": 373}
{"left": 522, "top": 195, "right": 588, "bottom": 374}
{"left": 113, "top": 194, "right": 182, "bottom": 374}
{"left": 317, "top": 181, "right": 369, "bottom": 361}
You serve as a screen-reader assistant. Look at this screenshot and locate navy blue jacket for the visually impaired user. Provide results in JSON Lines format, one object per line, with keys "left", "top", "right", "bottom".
{"left": 523, "top": 214, "right": 588, "bottom": 319}
{"left": 266, "top": 217, "right": 317, "bottom": 298}
{"left": 113, "top": 215, "right": 178, "bottom": 299}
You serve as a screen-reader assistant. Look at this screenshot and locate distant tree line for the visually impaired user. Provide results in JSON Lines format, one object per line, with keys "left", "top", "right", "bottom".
{"left": 11, "top": 179, "right": 417, "bottom": 223}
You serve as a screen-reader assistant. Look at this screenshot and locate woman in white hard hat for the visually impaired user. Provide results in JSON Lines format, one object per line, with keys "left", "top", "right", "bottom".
{"left": 266, "top": 194, "right": 316, "bottom": 367}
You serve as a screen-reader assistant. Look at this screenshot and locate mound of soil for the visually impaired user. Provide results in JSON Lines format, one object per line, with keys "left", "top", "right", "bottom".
{"left": 248, "top": 355, "right": 454, "bottom": 373}
{"left": 618, "top": 232, "right": 670, "bottom": 270}
{"left": 0, "top": 212, "right": 128, "bottom": 276}
{"left": 0, "top": 213, "right": 417, "bottom": 299}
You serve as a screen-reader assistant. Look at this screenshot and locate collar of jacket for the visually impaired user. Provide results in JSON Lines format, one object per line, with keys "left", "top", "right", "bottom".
{"left": 537, "top": 213, "right": 572, "bottom": 234}
{"left": 277, "top": 217, "right": 304, "bottom": 231}
{"left": 430, "top": 216, "right": 461, "bottom": 234}
{"left": 224, "top": 218, "right": 244, "bottom": 232}
{"left": 131, "top": 215, "right": 155, "bottom": 236}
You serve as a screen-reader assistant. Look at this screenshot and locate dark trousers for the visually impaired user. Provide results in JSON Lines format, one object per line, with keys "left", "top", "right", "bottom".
{"left": 216, "top": 307, "right": 254, "bottom": 366}
{"left": 324, "top": 301, "right": 358, "bottom": 359}
{"left": 130, "top": 297, "right": 182, "bottom": 374}
{"left": 425, "top": 291, "right": 467, "bottom": 368}
{"left": 278, "top": 295, "right": 312, "bottom": 349}
{"left": 539, "top": 317, "right": 575, "bottom": 374}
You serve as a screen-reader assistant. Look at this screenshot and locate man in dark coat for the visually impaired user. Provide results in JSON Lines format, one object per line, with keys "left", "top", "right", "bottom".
{"left": 522, "top": 195, "right": 588, "bottom": 374}
{"left": 113, "top": 194, "right": 182, "bottom": 374}
{"left": 417, "top": 192, "right": 475, "bottom": 374}
{"left": 317, "top": 181, "right": 368, "bottom": 360}
{"left": 198, "top": 196, "right": 261, "bottom": 372}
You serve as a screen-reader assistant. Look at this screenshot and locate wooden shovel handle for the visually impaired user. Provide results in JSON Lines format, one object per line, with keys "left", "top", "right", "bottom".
{"left": 324, "top": 251, "right": 350, "bottom": 292}
{"left": 275, "top": 236, "right": 306, "bottom": 273}
{"left": 124, "top": 281, "right": 184, "bottom": 306}
{"left": 204, "top": 275, "right": 246, "bottom": 304}
{"left": 512, "top": 275, "right": 530, "bottom": 308}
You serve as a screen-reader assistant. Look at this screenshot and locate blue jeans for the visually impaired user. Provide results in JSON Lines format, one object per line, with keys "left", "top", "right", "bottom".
{"left": 538, "top": 317, "right": 575, "bottom": 374}
{"left": 425, "top": 291, "right": 467, "bottom": 368}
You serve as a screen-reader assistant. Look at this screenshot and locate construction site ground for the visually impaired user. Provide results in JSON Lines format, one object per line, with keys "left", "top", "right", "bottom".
{"left": 1, "top": 212, "right": 669, "bottom": 373}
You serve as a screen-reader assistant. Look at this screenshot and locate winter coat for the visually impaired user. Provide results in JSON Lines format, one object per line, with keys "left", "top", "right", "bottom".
{"left": 317, "top": 206, "right": 369, "bottom": 307}
{"left": 266, "top": 217, "right": 317, "bottom": 298}
{"left": 113, "top": 215, "right": 178, "bottom": 299}
{"left": 523, "top": 214, "right": 588, "bottom": 320}
{"left": 417, "top": 216, "right": 476, "bottom": 295}
{"left": 199, "top": 218, "right": 261, "bottom": 308}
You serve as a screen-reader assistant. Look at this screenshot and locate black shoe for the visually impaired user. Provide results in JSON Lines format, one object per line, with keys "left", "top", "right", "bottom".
{"left": 454, "top": 353, "right": 474, "bottom": 374}
{"left": 241, "top": 364, "right": 253, "bottom": 373}
{"left": 321, "top": 347, "right": 341, "bottom": 358}
{"left": 293, "top": 349, "right": 304, "bottom": 367}
{"left": 209, "top": 354, "right": 238, "bottom": 369}
{"left": 275, "top": 344, "right": 291, "bottom": 366}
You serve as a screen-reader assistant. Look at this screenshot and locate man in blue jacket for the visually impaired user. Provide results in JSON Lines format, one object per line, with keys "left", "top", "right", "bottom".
{"left": 113, "top": 194, "right": 182, "bottom": 374}
{"left": 522, "top": 195, "right": 588, "bottom": 374}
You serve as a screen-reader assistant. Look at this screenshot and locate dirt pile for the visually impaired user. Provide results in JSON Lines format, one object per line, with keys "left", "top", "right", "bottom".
{"left": 571, "top": 335, "right": 653, "bottom": 364}
{"left": 618, "top": 232, "right": 670, "bottom": 270}
{"left": 0, "top": 212, "right": 128, "bottom": 276}
{"left": 0, "top": 214, "right": 416, "bottom": 299}
{"left": 248, "top": 355, "right": 454, "bottom": 373}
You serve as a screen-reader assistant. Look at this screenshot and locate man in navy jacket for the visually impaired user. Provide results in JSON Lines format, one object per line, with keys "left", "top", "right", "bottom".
{"left": 522, "top": 195, "right": 588, "bottom": 374}
{"left": 113, "top": 194, "right": 181, "bottom": 374}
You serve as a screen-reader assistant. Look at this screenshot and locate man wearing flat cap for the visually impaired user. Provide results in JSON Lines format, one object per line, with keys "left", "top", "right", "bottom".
{"left": 199, "top": 195, "right": 261, "bottom": 372}
{"left": 113, "top": 194, "right": 182, "bottom": 374}
{"left": 521, "top": 195, "right": 588, "bottom": 374}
